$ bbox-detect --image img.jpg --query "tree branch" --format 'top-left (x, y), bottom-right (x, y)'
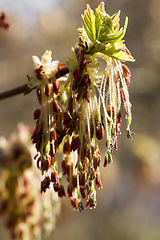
top-left (0, 65), bottom-right (69, 100)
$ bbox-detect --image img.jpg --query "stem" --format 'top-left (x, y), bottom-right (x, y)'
top-left (0, 65), bottom-right (69, 100)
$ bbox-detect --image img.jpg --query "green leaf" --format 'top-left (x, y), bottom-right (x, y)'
top-left (99, 11), bottom-right (114, 35)
top-left (95, 8), bottom-right (103, 39)
top-left (81, 4), bottom-right (96, 42)
top-left (111, 50), bottom-right (135, 62)
top-left (98, 17), bottom-right (128, 44)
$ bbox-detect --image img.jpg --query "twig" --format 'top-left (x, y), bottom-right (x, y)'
top-left (0, 66), bottom-right (69, 100)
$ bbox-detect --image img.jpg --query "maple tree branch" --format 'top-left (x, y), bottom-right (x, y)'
top-left (0, 65), bottom-right (69, 100)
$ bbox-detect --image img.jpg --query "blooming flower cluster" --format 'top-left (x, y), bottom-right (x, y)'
top-left (26, 2), bottom-right (135, 211)
top-left (0, 123), bottom-right (61, 240)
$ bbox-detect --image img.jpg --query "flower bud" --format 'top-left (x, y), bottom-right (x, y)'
top-left (79, 172), bottom-right (85, 187)
top-left (96, 125), bottom-right (104, 140)
top-left (52, 100), bottom-right (62, 113)
top-left (70, 136), bottom-right (80, 151)
top-left (34, 109), bottom-right (41, 120)
top-left (58, 185), bottom-right (66, 197)
top-left (53, 80), bottom-right (60, 95)
top-left (41, 176), bottom-right (50, 193)
top-left (104, 155), bottom-right (108, 168)
top-left (120, 88), bottom-right (126, 103)
top-left (45, 84), bottom-right (51, 96)
top-left (96, 173), bottom-right (103, 189)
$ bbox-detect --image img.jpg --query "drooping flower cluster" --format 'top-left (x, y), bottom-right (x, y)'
top-left (0, 123), bottom-right (61, 240)
top-left (26, 2), bottom-right (135, 211)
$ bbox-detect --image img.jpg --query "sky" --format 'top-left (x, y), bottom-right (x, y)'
top-left (0, 0), bottom-right (59, 24)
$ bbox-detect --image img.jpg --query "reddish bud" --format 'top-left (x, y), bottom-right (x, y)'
top-left (73, 69), bottom-right (82, 84)
top-left (125, 76), bottom-right (130, 86)
top-left (80, 186), bottom-right (86, 199)
top-left (50, 128), bottom-right (57, 141)
top-left (58, 185), bottom-right (66, 197)
top-left (82, 88), bottom-right (89, 101)
top-left (93, 154), bottom-right (100, 172)
top-left (52, 100), bottom-right (62, 113)
top-left (120, 88), bottom-right (126, 103)
top-left (121, 64), bottom-right (131, 78)
top-left (96, 125), bottom-right (104, 140)
top-left (34, 109), bottom-right (41, 120)
top-left (63, 111), bottom-right (71, 127)
top-left (117, 110), bottom-right (122, 124)
top-left (63, 139), bottom-right (71, 154)
top-left (51, 169), bottom-right (59, 183)
top-left (96, 173), bottom-right (103, 189)
top-left (41, 176), bottom-right (50, 193)
top-left (53, 180), bottom-right (60, 192)
top-left (41, 156), bottom-right (50, 171)
top-left (67, 183), bottom-right (74, 197)
top-left (86, 199), bottom-right (96, 209)
top-left (71, 174), bottom-right (77, 188)
top-left (80, 59), bottom-right (86, 71)
top-left (115, 138), bottom-right (118, 150)
top-left (104, 155), bottom-right (108, 168)
top-left (70, 136), bottom-right (80, 151)
top-left (79, 172), bottom-right (85, 187)
top-left (35, 65), bottom-right (44, 80)
top-left (45, 84), bottom-right (51, 96)
top-left (70, 197), bottom-right (78, 210)
top-left (53, 80), bottom-right (60, 95)
top-left (37, 89), bottom-right (42, 104)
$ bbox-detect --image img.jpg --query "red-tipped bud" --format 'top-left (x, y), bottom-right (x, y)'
top-left (34, 109), bottom-right (41, 120)
top-left (41, 176), bottom-right (50, 193)
top-left (117, 110), bottom-right (122, 124)
top-left (53, 180), bottom-right (60, 192)
top-left (53, 80), bottom-right (60, 95)
top-left (52, 100), bottom-right (62, 113)
top-left (63, 139), bottom-right (71, 155)
top-left (70, 136), bottom-right (80, 151)
top-left (71, 174), bottom-right (77, 188)
top-left (96, 125), bottom-right (104, 140)
top-left (93, 154), bottom-right (100, 172)
top-left (50, 128), bottom-right (57, 141)
top-left (79, 172), bottom-right (85, 187)
top-left (37, 89), bottom-right (42, 104)
top-left (73, 69), bottom-right (82, 84)
top-left (45, 84), bottom-right (51, 96)
top-left (58, 185), bottom-right (66, 197)
top-left (41, 156), bottom-right (50, 171)
top-left (121, 64), bottom-right (131, 78)
top-left (96, 173), bottom-right (103, 189)
top-left (104, 155), bottom-right (108, 168)
top-left (51, 169), bottom-right (59, 183)
top-left (70, 197), bottom-right (78, 210)
top-left (63, 111), bottom-right (71, 127)
top-left (120, 88), bottom-right (126, 103)
top-left (80, 186), bottom-right (86, 199)
top-left (82, 88), bottom-right (89, 101)
top-left (67, 183), bottom-right (74, 197)
top-left (80, 59), bottom-right (86, 71)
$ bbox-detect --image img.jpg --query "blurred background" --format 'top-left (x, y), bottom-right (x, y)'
top-left (0, 0), bottom-right (160, 239)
